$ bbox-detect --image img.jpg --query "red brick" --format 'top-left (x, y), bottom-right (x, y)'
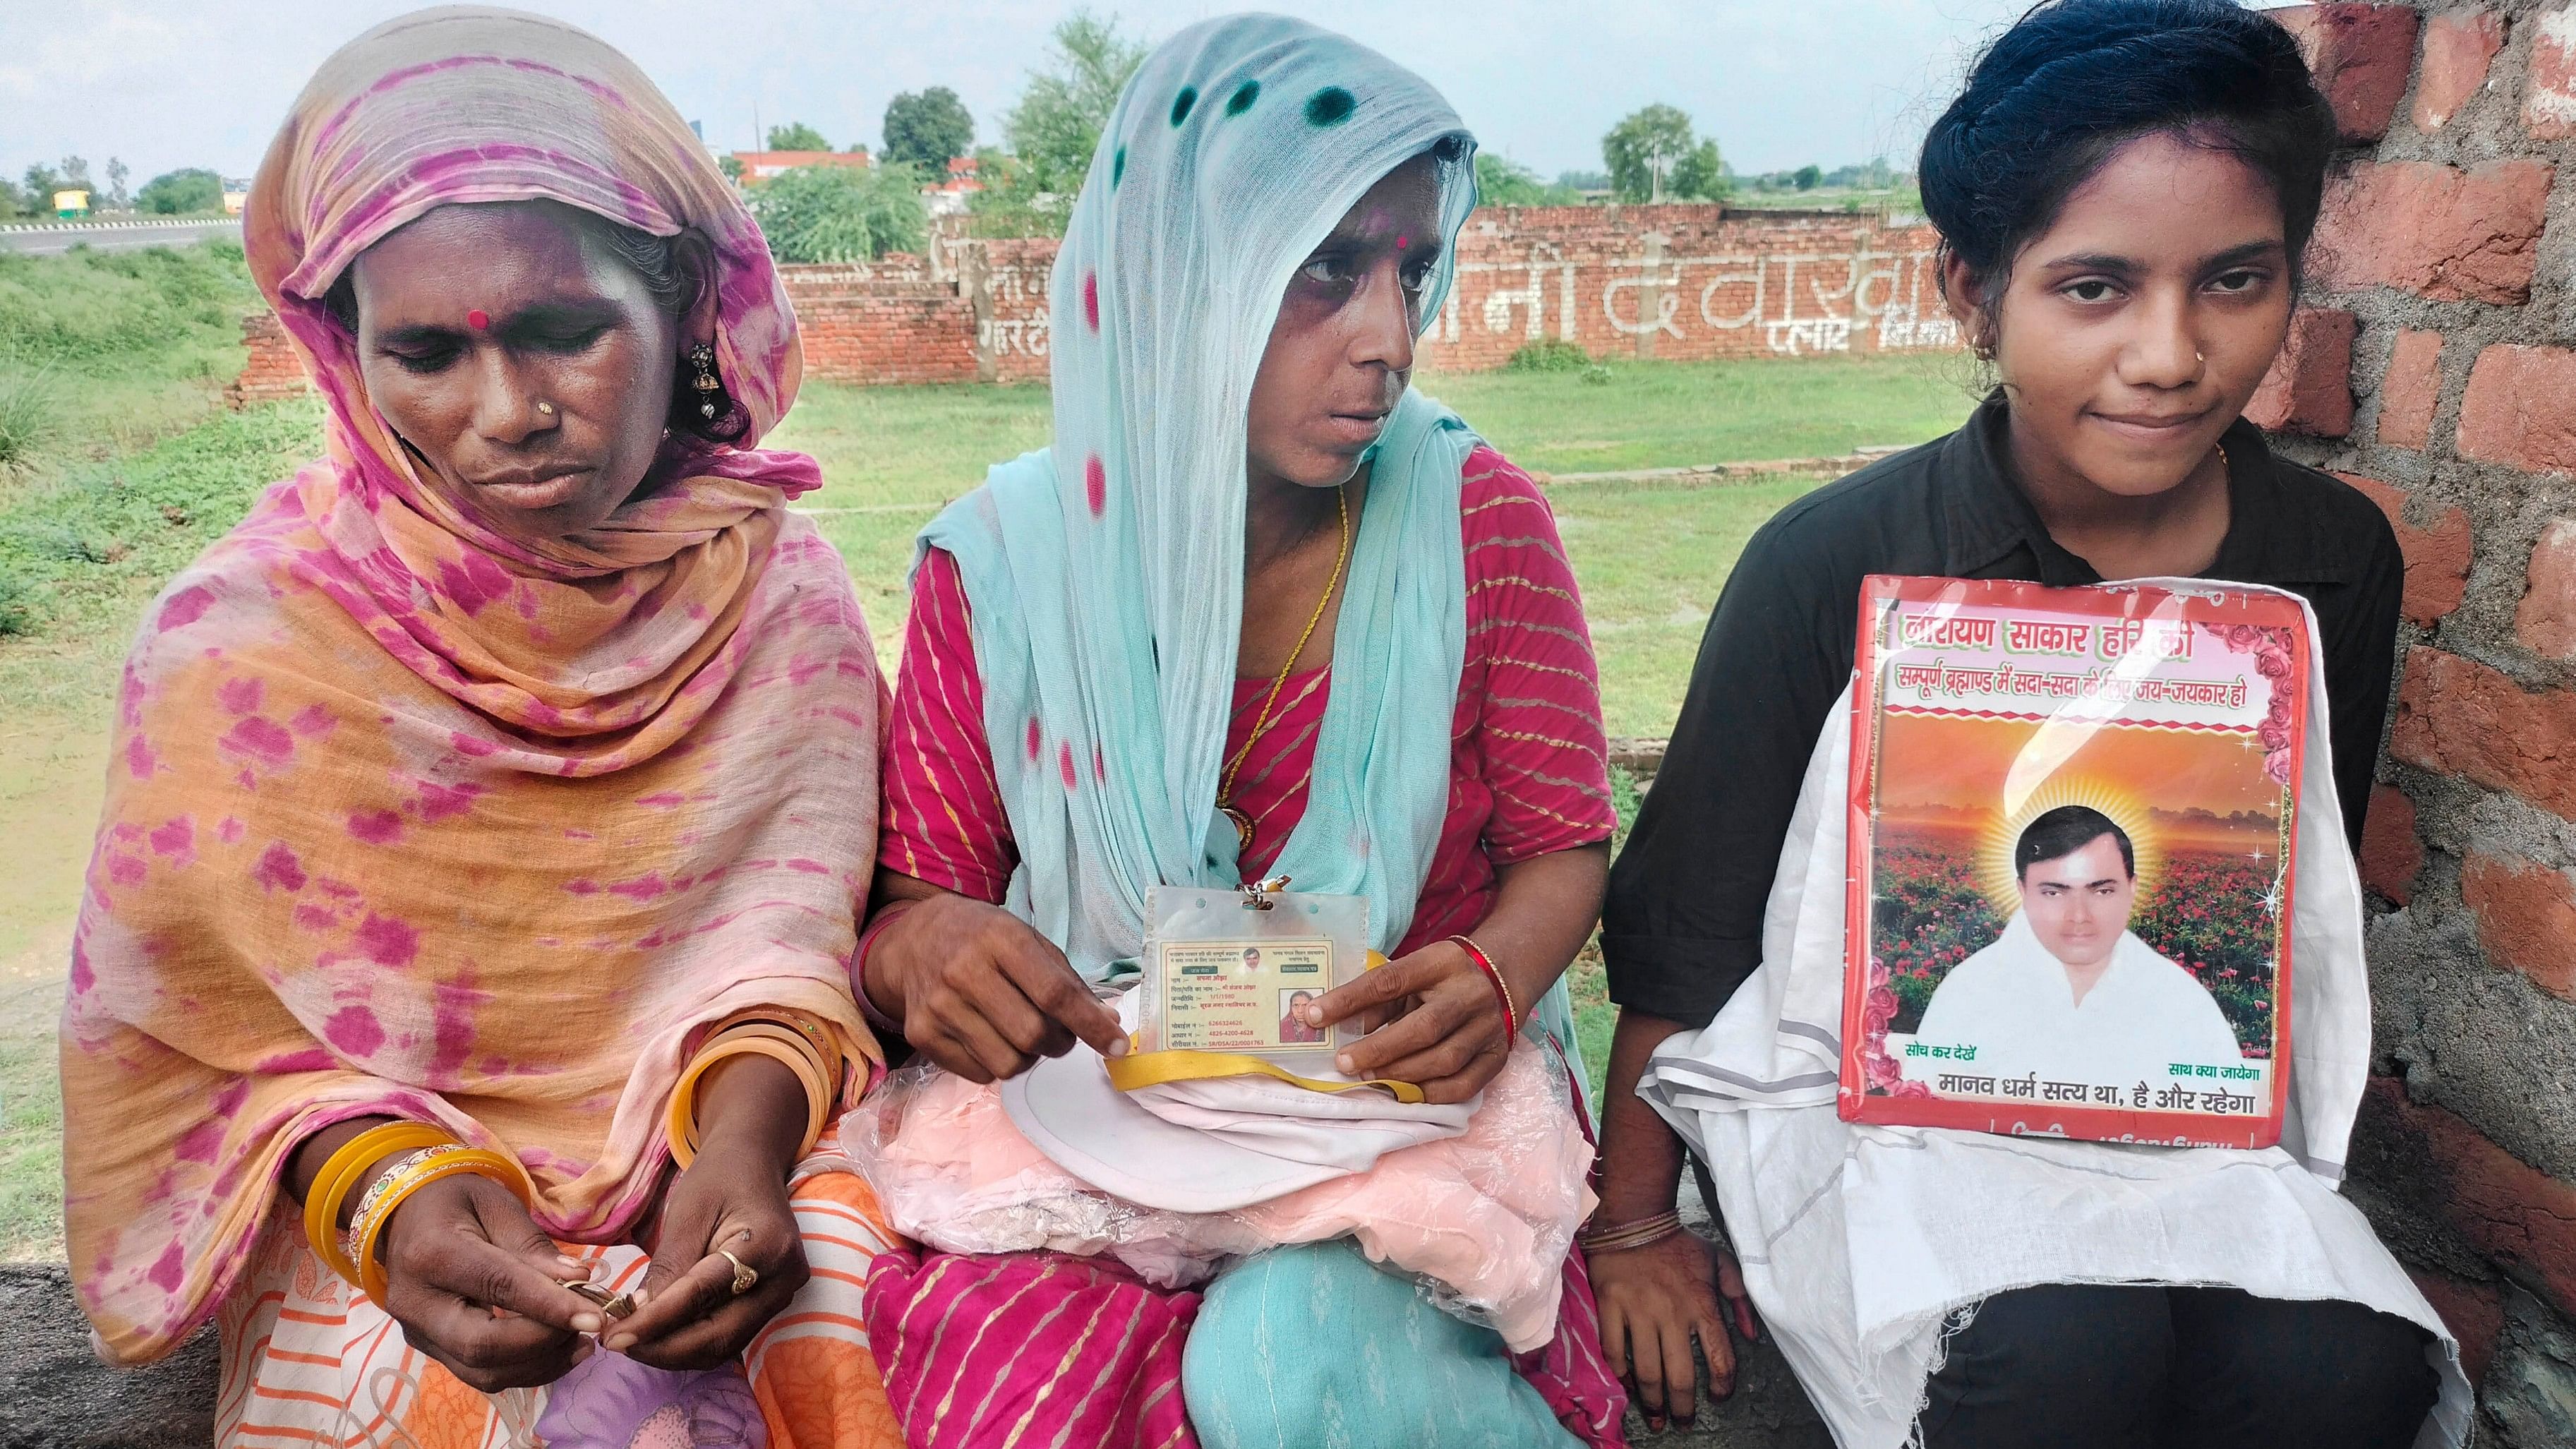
top-left (2361, 1077), bottom-right (2576, 1318)
top-left (2273, 4), bottom-right (2423, 142)
top-left (2337, 473), bottom-right (2472, 624)
top-left (2359, 783), bottom-right (2424, 905)
top-left (2390, 649), bottom-right (2576, 821)
top-left (2246, 308), bottom-right (2355, 438)
top-left (2376, 330), bottom-right (2443, 450)
top-left (2529, 5), bottom-right (2576, 140)
top-left (2518, 519), bottom-right (2576, 658)
top-left (2457, 345), bottom-right (2576, 475)
top-left (2462, 850), bottom-right (2576, 1000)
top-left (2405, 1267), bottom-right (2504, 1387)
top-left (2313, 160), bottom-right (2556, 304)
top-left (2414, 8), bottom-right (2507, 131)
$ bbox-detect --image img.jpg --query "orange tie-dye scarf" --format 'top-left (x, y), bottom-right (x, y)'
top-left (61, 5), bottom-right (882, 1364)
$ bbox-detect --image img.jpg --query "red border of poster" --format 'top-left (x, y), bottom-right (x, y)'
top-left (1836, 575), bottom-right (2307, 1148)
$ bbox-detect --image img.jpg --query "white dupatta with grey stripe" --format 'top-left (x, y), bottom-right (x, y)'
top-left (1635, 582), bottom-right (2469, 1449)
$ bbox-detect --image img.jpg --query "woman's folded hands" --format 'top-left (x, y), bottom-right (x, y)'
top-left (600, 1051), bottom-right (812, 1369)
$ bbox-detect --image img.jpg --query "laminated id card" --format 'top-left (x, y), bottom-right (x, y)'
top-left (1124, 880), bottom-right (1380, 1090)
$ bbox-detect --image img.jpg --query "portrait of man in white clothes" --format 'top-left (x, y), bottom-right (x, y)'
top-left (1914, 805), bottom-right (2244, 1086)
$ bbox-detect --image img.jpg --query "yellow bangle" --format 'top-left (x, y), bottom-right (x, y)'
top-left (348, 1146), bottom-right (531, 1305)
top-left (301, 1122), bottom-right (455, 1285)
top-left (689, 1021), bottom-right (834, 1127)
top-left (666, 1027), bottom-right (833, 1169)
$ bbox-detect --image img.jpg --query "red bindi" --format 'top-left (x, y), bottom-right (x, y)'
top-left (1396, 234), bottom-right (1409, 250)
top-left (466, 308), bottom-right (490, 330)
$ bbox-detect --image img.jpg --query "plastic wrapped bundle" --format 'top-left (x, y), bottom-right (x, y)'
top-left (841, 1036), bottom-right (1594, 1351)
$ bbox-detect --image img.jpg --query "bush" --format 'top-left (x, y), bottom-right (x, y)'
top-left (0, 371), bottom-right (55, 471)
top-left (1506, 337), bottom-right (1596, 373)
top-left (0, 573), bottom-right (31, 636)
top-left (749, 163), bottom-right (929, 264)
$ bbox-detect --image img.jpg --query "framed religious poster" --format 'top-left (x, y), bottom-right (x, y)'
top-left (1836, 576), bottom-right (2309, 1148)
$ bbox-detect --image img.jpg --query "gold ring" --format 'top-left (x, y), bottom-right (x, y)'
top-left (718, 1249), bottom-right (757, 1297)
top-left (569, 1280), bottom-right (636, 1320)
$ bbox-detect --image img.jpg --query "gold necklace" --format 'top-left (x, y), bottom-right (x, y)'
top-left (1219, 484), bottom-right (1349, 853)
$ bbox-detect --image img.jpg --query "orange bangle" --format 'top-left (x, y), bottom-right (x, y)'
top-left (301, 1122), bottom-right (455, 1285)
top-left (666, 1027), bottom-right (832, 1168)
top-left (347, 1146), bottom-right (531, 1304)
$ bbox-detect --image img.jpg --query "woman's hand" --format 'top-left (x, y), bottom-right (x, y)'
top-left (1301, 938), bottom-right (1524, 1103)
top-left (373, 1172), bottom-right (607, 1391)
top-left (1589, 1230), bottom-right (1762, 1432)
top-left (606, 1054), bottom-right (811, 1369)
top-left (862, 882), bottom-right (1126, 1082)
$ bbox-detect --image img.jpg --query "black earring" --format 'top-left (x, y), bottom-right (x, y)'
top-left (690, 342), bottom-right (724, 421)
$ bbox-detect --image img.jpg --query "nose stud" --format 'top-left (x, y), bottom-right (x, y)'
top-left (535, 400), bottom-right (556, 417)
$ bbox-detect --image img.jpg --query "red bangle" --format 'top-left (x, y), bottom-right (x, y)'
top-left (850, 905), bottom-right (910, 1038)
top-left (1446, 934), bottom-right (1517, 1048)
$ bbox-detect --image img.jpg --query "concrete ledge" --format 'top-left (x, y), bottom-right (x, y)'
top-left (0, 1266), bottom-right (216, 1449)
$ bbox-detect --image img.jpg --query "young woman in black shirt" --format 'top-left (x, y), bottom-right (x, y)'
top-left (1588, 3), bottom-right (2445, 1444)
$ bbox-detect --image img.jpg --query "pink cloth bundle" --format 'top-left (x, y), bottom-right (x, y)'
top-left (841, 1038), bottom-right (1596, 1351)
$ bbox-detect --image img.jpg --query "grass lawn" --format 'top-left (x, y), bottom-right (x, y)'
top-left (0, 247), bottom-right (1974, 1251)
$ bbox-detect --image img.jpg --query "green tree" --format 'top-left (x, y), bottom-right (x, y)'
top-left (765, 121), bottom-right (832, 152)
top-left (136, 167), bottom-right (224, 215)
top-left (22, 165), bottom-right (61, 209)
top-left (1672, 140), bottom-right (1728, 200)
top-left (974, 10), bottom-right (1148, 236)
top-left (1601, 105), bottom-right (1723, 203)
top-left (1794, 164), bottom-right (1822, 191)
top-left (104, 157), bottom-right (131, 210)
top-left (748, 162), bottom-right (928, 263)
top-left (1473, 153), bottom-right (1577, 208)
top-left (883, 87), bottom-right (974, 174)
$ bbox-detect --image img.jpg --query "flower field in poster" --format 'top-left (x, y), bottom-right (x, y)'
top-left (1838, 577), bottom-right (2309, 1148)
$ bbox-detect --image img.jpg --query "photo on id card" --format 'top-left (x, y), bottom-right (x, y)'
top-left (1837, 576), bottom-right (2306, 1148)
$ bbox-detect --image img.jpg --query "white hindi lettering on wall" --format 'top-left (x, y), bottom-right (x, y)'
top-left (1440, 237), bottom-right (1958, 355)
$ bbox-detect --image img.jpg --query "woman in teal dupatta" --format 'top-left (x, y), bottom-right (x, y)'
top-left (859, 15), bottom-right (1627, 1446)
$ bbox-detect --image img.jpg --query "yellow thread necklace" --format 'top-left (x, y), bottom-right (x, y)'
top-left (1219, 483), bottom-right (1349, 854)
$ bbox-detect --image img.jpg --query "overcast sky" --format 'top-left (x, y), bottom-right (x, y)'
top-left (3, 1), bottom-right (2045, 189)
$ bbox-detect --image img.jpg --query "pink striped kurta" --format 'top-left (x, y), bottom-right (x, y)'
top-left (868, 446), bottom-right (1629, 1448)
top-left (881, 445), bottom-right (1617, 940)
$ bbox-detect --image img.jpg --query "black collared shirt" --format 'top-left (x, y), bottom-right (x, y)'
top-left (1601, 395), bottom-right (2405, 1028)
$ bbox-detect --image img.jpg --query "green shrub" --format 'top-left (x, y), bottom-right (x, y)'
top-left (0, 573), bottom-right (32, 636)
top-left (0, 370), bottom-right (55, 470)
top-left (1505, 337), bottom-right (1595, 373)
top-left (749, 163), bottom-right (930, 264)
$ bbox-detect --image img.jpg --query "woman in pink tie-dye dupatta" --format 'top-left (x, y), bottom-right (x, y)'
top-left (60, 8), bottom-right (905, 1445)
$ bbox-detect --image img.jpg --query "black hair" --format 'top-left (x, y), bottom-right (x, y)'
top-left (1918, 0), bottom-right (2337, 339)
top-left (2016, 805), bottom-right (2136, 879)
top-left (320, 201), bottom-right (743, 444)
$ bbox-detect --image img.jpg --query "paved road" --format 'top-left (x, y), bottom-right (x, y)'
top-left (0, 217), bottom-right (241, 255)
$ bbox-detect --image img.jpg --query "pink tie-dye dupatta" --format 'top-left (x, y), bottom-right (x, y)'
top-left (61, 5), bottom-right (885, 1364)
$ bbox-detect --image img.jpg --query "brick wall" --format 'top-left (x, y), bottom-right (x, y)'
top-left (1416, 205), bottom-right (1951, 370)
top-left (228, 207), bottom-right (1957, 403)
top-left (2260, 6), bottom-right (2576, 1440)
top-left (223, 310), bottom-right (308, 407)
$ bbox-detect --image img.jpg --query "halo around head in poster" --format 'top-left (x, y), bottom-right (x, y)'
top-left (1975, 776), bottom-right (2164, 918)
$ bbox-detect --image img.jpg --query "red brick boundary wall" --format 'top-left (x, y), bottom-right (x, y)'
top-left (2261, 6), bottom-right (2576, 1438)
top-left (227, 207), bottom-right (1956, 402)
